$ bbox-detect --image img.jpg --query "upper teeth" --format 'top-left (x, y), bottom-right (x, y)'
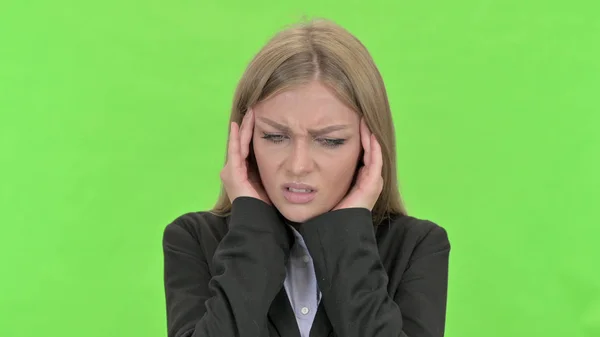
top-left (289, 187), bottom-right (311, 193)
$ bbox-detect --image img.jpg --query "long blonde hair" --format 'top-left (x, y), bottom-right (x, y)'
top-left (210, 18), bottom-right (407, 225)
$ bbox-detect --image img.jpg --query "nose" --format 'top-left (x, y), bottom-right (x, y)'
top-left (285, 140), bottom-right (314, 177)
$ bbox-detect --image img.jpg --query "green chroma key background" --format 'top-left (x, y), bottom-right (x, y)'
top-left (1, 1), bottom-right (598, 336)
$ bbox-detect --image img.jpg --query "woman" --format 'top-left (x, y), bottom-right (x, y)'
top-left (163, 18), bottom-right (450, 337)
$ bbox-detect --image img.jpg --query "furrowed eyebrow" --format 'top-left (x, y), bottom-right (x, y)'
top-left (309, 124), bottom-right (348, 136)
top-left (257, 117), bottom-right (349, 136)
top-left (257, 117), bottom-right (291, 133)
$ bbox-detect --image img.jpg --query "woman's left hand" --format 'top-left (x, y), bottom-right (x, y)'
top-left (332, 118), bottom-right (384, 212)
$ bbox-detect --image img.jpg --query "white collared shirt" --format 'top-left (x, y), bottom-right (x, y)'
top-left (283, 226), bottom-right (322, 337)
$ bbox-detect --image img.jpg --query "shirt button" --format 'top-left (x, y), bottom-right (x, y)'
top-left (302, 255), bottom-right (310, 263)
top-left (300, 307), bottom-right (309, 315)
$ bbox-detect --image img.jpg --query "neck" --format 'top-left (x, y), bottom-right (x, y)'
top-left (284, 218), bottom-right (302, 231)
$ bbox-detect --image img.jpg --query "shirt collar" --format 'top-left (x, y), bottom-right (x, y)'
top-left (287, 224), bottom-right (308, 251)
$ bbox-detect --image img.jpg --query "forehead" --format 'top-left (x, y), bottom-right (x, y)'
top-left (254, 82), bottom-right (358, 125)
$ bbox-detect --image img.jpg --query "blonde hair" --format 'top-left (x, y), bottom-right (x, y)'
top-left (210, 17), bottom-right (407, 225)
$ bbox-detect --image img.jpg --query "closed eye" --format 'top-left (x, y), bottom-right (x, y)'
top-left (318, 138), bottom-right (346, 148)
top-left (261, 133), bottom-right (287, 144)
top-left (261, 133), bottom-right (346, 148)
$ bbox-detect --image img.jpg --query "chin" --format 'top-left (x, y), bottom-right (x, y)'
top-left (275, 203), bottom-right (324, 223)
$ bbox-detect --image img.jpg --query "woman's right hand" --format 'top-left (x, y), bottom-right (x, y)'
top-left (220, 108), bottom-right (271, 205)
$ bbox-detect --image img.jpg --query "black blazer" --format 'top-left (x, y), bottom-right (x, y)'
top-left (162, 197), bottom-right (450, 337)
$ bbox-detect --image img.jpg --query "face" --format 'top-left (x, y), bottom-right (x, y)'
top-left (252, 81), bottom-right (362, 223)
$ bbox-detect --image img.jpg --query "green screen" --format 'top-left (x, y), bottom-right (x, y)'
top-left (1, 1), bottom-right (599, 336)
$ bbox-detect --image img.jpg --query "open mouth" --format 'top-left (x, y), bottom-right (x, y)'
top-left (286, 187), bottom-right (313, 193)
top-left (282, 184), bottom-right (317, 204)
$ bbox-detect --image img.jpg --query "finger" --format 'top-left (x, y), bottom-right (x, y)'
top-left (237, 110), bottom-right (247, 144)
top-left (228, 121), bottom-right (241, 167)
top-left (360, 118), bottom-right (371, 166)
top-left (369, 133), bottom-right (383, 179)
top-left (240, 109), bottom-right (255, 160)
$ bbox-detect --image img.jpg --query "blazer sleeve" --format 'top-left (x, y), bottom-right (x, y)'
top-left (162, 197), bottom-right (291, 337)
top-left (299, 208), bottom-right (450, 337)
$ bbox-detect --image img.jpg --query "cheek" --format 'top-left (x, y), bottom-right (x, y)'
top-left (253, 141), bottom-right (268, 169)
top-left (252, 140), bottom-right (279, 185)
top-left (319, 145), bottom-right (361, 182)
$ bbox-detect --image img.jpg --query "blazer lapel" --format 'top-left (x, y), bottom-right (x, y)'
top-left (310, 301), bottom-right (333, 337)
top-left (268, 286), bottom-right (301, 337)
top-left (267, 286), bottom-right (333, 337)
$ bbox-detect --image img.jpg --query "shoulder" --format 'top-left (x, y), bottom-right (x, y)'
top-left (162, 211), bottom-right (229, 252)
top-left (376, 214), bottom-right (451, 260)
